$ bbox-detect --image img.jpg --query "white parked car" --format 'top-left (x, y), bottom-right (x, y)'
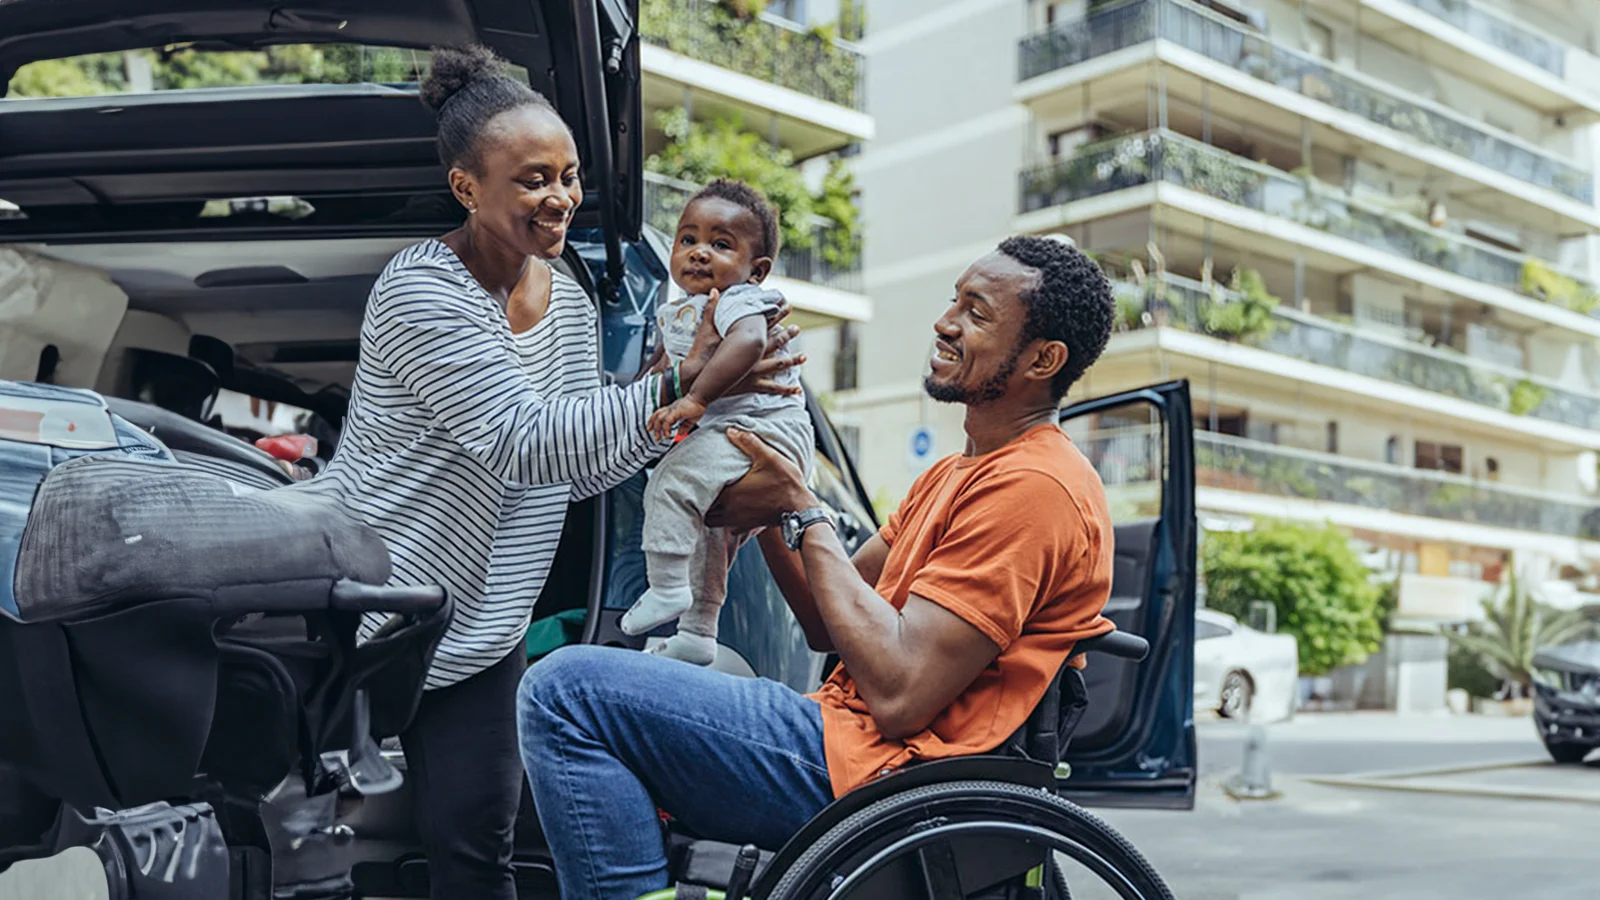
top-left (1194, 608), bottom-right (1299, 722)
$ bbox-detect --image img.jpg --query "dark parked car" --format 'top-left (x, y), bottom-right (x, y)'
top-left (0, 1), bottom-right (1198, 896)
top-left (1533, 641), bottom-right (1600, 764)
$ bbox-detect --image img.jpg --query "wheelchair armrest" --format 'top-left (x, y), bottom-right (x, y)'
top-left (1074, 630), bottom-right (1148, 661)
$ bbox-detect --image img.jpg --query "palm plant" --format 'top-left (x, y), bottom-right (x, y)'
top-left (1446, 569), bottom-right (1593, 697)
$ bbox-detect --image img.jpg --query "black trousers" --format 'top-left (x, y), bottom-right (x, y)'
top-left (401, 648), bottom-right (527, 900)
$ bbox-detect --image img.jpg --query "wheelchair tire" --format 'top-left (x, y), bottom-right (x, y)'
top-left (762, 780), bottom-right (1172, 900)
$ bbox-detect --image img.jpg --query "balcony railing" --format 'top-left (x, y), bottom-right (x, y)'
top-left (1117, 274), bottom-right (1600, 430)
top-left (1021, 129), bottom-right (1600, 316)
top-left (1016, 0), bottom-right (1593, 203)
top-left (1398, 0), bottom-right (1565, 76)
top-left (640, 0), bottom-right (865, 110)
top-left (1193, 432), bottom-right (1600, 540)
top-left (644, 171), bottom-right (864, 294)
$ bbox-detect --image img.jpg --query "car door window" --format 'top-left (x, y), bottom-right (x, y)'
top-left (1057, 381), bottom-right (1197, 810)
top-left (1196, 620), bottom-right (1231, 641)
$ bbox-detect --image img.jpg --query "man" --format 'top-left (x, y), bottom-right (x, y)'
top-left (517, 235), bottom-right (1118, 900)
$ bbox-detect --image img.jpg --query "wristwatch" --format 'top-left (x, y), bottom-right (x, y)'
top-left (781, 507), bottom-right (836, 551)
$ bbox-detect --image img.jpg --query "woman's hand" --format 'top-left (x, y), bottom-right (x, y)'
top-left (704, 428), bottom-right (817, 531)
top-left (680, 292), bottom-right (804, 399)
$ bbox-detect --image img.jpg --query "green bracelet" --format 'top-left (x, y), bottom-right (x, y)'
top-left (671, 362), bottom-right (683, 402)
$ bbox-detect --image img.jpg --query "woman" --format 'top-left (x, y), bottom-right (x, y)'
top-left (298, 45), bottom-right (801, 899)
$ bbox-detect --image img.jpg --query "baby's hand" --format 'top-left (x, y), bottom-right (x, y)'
top-left (649, 396), bottom-right (707, 441)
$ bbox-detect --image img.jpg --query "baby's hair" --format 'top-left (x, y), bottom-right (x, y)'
top-left (686, 179), bottom-right (781, 260)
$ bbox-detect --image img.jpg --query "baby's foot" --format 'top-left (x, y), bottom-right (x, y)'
top-left (620, 586), bottom-right (694, 635)
top-left (648, 632), bottom-right (717, 666)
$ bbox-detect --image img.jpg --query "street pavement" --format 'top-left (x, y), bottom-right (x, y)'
top-left (6, 712), bottom-right (1596, 899)
top-left (1075, 712), bottom-right (1599, 900)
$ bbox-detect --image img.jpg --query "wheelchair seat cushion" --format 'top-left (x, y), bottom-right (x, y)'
top-left (13, 454), bottom-right (389, 622)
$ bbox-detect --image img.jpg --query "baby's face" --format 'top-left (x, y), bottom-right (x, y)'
top-left (670, 197), bottom-right (770, 297)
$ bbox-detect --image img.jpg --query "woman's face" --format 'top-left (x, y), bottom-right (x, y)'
top-left (450, 105), bottom-right (582, 260)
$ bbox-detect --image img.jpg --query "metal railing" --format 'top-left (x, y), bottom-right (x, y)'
top-left (1191, 431), bottom-right (1600, 540)
top-left (1016, 0), bottom-right (1593, 202)
top-left (1118, 273), bottom-right (1600, 430)
top-left (640, 0), bottom-right (865, 110)
top-left (1021, 129), bottom-right (1598, 313)
top-left (1398, 0), bottom-right (1565, 76)
top-left (643, 171), bottom-right (864, 294)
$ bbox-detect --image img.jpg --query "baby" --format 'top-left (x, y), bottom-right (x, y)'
top-left (619, 179), bottom-right (813, 664)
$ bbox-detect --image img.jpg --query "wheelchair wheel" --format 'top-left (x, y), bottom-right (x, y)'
top-left (762, 781), bottom-right (1172, 900)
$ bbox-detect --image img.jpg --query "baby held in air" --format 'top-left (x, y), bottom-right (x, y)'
top-left (619, 179), bottom-right (812, 665)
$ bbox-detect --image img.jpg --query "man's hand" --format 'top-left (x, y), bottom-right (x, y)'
top-left (705, 427), bottom-right (814, 529)
top-left (648, 395), bottom-right (707, 441)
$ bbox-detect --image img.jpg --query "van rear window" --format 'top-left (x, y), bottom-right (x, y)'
top-left (7, 45), bottom-right (527, 99)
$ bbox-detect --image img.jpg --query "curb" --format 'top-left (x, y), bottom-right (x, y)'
top-left (1305, 774), bottom-right (1600, 806)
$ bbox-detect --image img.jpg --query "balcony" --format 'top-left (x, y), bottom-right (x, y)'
top-left (1020, 129), bottom-right (1600, 318)
top-left (1116, 274), bottom-right (1600, 432)
top-left (1016, 0), bottom-right (1593, 203)
top-left (640, 0), bottom-right (865, 111)
top-left (1395, 0), bottom-right (1564, 76)
top-left (1193, 432), bottom-right (1600, 541)
top-left (643, 171), bottom-right (866, 312)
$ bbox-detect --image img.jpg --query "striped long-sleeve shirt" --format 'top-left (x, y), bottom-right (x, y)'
top-left (295, 239), bottom-right (668, 689)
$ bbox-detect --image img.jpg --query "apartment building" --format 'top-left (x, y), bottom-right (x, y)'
top-left (637, 0), bottom-right (875, 338)
top-left (849, 0), bottom-right (1600, 618)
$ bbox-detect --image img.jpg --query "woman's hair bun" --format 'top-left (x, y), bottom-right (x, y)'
top-left (420, 44), bottom-right (507, 114)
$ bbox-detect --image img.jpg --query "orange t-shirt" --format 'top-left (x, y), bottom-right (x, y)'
top-left (808, 424), bottom-right (1115, 797)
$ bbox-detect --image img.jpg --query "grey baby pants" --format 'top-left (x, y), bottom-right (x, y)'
top-left (641, 408), bottom-right (814, 644)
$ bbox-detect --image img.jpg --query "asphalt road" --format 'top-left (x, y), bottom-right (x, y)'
top-left (1077, 713), bottom-right (1599, 900)
top-left (6, 713), bottom-right (1596, 900)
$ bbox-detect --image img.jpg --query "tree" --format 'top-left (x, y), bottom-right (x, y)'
top-left (1202, 519), bottom-right (1385, 676)
top-left (1446, 569), bottom-right (1593, 696)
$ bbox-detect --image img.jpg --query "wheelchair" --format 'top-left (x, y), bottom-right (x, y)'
top-left (0, 424), bottom-right (452, 900)
top-left (651, 630), bottom-right (1175, 900)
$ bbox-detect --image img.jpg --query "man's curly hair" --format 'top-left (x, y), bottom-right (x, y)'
top-left (996, 235), bottom-right (1114, 400)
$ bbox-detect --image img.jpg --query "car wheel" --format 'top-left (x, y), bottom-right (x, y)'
top-left (1543, 740), bottom-right (1592, 764)
top-left (1218, 670), bottom-right (1253, 719)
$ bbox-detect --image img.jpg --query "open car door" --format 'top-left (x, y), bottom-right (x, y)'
top-left (1058, 379), bottom-right (1197, 811)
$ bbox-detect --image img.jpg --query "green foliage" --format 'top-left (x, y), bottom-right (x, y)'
top-left (1161, 138), bottom-right (1264, 204)
top-left (837, 0), bottom-right (868, 41)
top-left (1114, 289), bottom-right (1146, 331)
top-left (1447, 641), bottom-right (1504, 700)
top-left (1202, 519), bottom-right (1385, 676)
top-left (814, 159), bottom-right (862, 270)
top-left (1508, 378), bottom-right (1549, 416)
top-left (647, 110), bottom-right (862, 269)
top-left (9, 45), bottom-right (429, 98)
top-left (1446, 570), bottom-right (1593, 691)
top-left (1200, 268), bottom-right (1280, 342)
top-left (639, 0), bottom-right (862, 108)
top-left (1520, 259), bottom-right (1600, 315)
top-left (648, 109), bottom-right (816, 251)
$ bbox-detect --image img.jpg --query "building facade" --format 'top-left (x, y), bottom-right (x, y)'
top-left (849, 0), bottom-right (1600, 617)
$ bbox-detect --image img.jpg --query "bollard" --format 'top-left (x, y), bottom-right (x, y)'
top-left (1224, 721), bottom-right (1280, 800)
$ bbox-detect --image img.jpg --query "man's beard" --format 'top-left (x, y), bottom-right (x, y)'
top-left (923, 351), bottom-right (1019, 406)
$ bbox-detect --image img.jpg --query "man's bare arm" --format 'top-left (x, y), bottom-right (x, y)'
top-left (754, 531), bottom-right (892, 652)
top-left (796, 525), bottom-right (999, 739)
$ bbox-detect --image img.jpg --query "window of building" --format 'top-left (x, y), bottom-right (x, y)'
top-left (1326, 421), bottom-right (1338, 454)
top-left (1415, 440), bottom-right (1464, 474)
top-left (767, 0), bottom-right (807, 24)
top-left (833, 322), bottom-right (859, 392)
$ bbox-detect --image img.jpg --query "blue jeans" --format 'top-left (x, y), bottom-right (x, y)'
top-left (517, 645), bottom-right (834, 900)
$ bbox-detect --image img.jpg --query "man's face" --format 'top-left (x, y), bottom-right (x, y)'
top-left (924, 252), bottom-right (1039, 406)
